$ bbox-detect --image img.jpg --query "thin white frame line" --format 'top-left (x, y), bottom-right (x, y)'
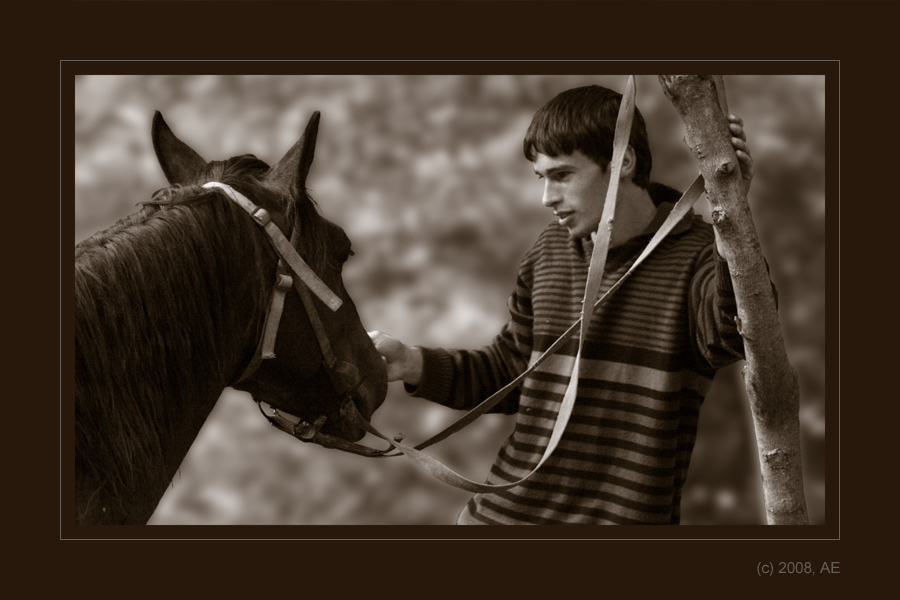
top-left (60, 61), bottom-right (64, 543)
top-left (63, 65), bottom-right (836, 541)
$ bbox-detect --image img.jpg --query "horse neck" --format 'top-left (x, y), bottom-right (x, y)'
top-left (75, 201), bottom-right (273, 524)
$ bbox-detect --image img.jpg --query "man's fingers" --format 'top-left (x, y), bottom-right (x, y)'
top-left (727, 115), bottom-right (752, 193)
top-left (735, 150), bottom-right (754, 177)
top-left (368, 331), bottom-right (389, 355)
top-left (368, 330), bottom-right (403, 361)
top-left (731, 137), bottom-right (750, 155)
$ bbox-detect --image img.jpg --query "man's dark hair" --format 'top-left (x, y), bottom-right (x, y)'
top-left (524, 85), bottom-right (652, 189)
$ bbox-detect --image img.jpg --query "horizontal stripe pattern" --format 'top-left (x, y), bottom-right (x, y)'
top-left (414, 194), bottom-right (746, 525)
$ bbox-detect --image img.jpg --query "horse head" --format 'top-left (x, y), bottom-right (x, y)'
top-left (152, 111), bottom-right (388, 443)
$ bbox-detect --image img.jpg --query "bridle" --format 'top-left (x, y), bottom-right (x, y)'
top-left (202, 181), bottom-right (373, 449)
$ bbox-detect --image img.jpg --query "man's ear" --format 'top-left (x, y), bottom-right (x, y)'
top-left (619, 145), bottom-right (637, 181)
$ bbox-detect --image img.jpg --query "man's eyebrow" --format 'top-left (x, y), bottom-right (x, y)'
top-left (534, 163), bottom-right (578, 176)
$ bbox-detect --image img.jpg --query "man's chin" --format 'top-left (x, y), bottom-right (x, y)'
top-left (566, 226), bottom-right (591, 240)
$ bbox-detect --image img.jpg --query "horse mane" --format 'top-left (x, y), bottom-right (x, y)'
top-left (74, 155), bottom-right (329, 519)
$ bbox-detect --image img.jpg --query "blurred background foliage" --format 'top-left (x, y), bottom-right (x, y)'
top-left (74, 74), bottom-right (826, 526)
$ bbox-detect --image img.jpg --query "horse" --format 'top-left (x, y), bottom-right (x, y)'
top-left (74, 111), bottom-right (388, 525)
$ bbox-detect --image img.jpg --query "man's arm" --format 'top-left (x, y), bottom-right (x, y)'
top-left (369, 264), bottom-right (536, 414)
top-left (692, 114), bottom-right (779, 370)
top-left (368, 328), bottom-right (528, 415)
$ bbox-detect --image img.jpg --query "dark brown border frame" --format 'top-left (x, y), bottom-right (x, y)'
top-left (3, 1), bottom-right (896, 599)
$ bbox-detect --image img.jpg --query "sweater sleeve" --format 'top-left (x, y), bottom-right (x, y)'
top-left (689, 244), bottom-right (745, 372)
top-left (404, 265), bottom-right (536, 415)
top-left (688, 243), bottom-right (779, 373)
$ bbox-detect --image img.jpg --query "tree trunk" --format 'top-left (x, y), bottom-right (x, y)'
top-left (658, 75), bottom-right (808, 525)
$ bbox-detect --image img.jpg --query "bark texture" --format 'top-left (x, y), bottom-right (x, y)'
top-left (659, 75), bottom-right (808, 525)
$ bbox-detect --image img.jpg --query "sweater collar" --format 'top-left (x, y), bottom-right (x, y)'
top-left (571, 182), bottom-right (695, 262)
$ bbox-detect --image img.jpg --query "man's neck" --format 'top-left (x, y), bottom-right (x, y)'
top-left (608, 183), bottom-right (657, 248)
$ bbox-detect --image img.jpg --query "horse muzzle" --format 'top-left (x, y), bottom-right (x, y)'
top-left (259, 393), bottom-right (376, 449)
top-left (259, 356), bottom-right (386, 444)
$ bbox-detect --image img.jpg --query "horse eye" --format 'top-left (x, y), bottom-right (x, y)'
top-left (333, 247), bottom-right (353, 267)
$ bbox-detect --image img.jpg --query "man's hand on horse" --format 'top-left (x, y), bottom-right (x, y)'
top-left (368, 331), bottom-right (423, 386)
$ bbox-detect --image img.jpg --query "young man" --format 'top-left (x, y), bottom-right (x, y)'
top-left (369, 85), bottom-right (755, 525)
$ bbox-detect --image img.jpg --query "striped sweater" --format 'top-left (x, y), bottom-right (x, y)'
top-left (411, 184), bottom-right (747, 525)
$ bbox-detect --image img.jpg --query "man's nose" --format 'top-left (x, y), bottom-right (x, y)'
top-left (541, 181), bottom-right (560, 208)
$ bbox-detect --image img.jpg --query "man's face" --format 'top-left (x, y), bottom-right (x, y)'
top-left (533, 150), bottom-right (610, 240)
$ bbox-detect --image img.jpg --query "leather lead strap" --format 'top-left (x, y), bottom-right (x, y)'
top-left (241, 78), bottom-right (718, 494)
top-left (362, 77), bottom-right (647, 493)
top-left (371, 172), bottom-right (706, 459)
top-left (351, 81), bottom-right (713, 497)
top-left (273, 170), bottom-right (706, 464)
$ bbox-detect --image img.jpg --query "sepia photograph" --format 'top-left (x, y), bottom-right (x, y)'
top-left (73, 73), bottom-right (826, 529)
top-left (0, 0), bottom-right (883, 597)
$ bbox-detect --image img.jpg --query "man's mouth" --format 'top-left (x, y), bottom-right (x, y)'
top-left (555, 210), bottom-right (574, 226)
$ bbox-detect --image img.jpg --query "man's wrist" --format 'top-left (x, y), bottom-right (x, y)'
top-left (403, 346), bottom-right (424, 387)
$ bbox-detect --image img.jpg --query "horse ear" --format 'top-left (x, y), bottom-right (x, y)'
top-left (151, 111), bottom-right (207, 185)
top-left (267, 111), bottom-right (320, 193)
